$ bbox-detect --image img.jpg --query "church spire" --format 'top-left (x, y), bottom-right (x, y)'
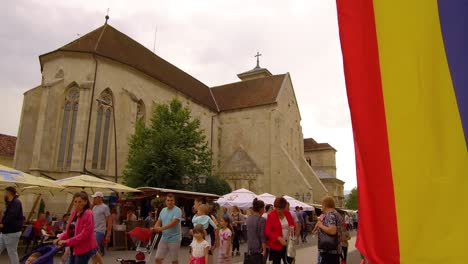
top-left (237, 51), bottom-right (272, 81)
top-left (105, 8), bottom-right (110, 24)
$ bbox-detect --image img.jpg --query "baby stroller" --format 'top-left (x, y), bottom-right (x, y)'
top-left (20, 245), bottom-right (60, 264)
top-left (116, 227), bottom-right (159, 264)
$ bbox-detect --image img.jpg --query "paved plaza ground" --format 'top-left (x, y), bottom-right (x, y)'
top-left (2, 231), bottom-right (362, 263)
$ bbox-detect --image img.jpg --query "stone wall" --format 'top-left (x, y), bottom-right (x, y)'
top-left (14, 52), bottom-right (216, 181)
top-left (215, 105), bottom-right (273, 193)
top-left (215, 74), bottom-right (328, 203)
top-left (0, 156), bottom-right (13, 167)
top-left (14, 86), bottom-right (42, 172)
top-left (304, 149), bottom-right (337, 177)
top-left (321, 179), bottom-right (345, 207)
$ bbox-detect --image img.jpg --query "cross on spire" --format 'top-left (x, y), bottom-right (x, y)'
top-left (254, 51), bottom-right (262, 68)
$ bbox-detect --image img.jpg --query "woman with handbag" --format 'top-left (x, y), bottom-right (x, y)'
top-left (264, 197), bottom-right (295, 264)
top-left (244, 198), bottom-right (267, 264)
top-left (316, 197), bottom-right (343, 264)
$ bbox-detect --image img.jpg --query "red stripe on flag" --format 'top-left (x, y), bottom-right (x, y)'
top-left (336, 0), bottom-right (400, 263)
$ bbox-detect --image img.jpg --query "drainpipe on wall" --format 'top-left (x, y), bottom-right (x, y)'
top-left (82, 54), bottom-right (98, 176)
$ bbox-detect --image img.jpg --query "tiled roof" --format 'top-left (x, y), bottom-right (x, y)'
top-left (315, 170), bottom-right (344, 184)
top-left (39, 24), bottom-right (218, 111)
top-left (304, 138), bottom-right (336, 152)
top-left (211, 74), bottom-right (286, 111)
top-left (0, 134), bottom-right (17, 157)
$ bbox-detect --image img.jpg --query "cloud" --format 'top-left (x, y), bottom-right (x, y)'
top-left (0, 0), bottom-right (357, 189)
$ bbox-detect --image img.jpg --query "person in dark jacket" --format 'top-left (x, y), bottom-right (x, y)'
top-left (0, 186), bottom-right (24, 263)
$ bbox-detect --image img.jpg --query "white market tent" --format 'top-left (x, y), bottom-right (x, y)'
top-left (283, 195), bottom-right (315, 211)
top-left (256, 193), bottom-right (276, 205)
top-left (215, 188), bottom-right (257, 209)
top-left (217, 190), bottom-right (314, 211)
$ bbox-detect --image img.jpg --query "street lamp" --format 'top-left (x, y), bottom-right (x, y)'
top-left (198, 174), bottom-right (207, 185)
top-left (182, 175), bottom-right (190, 185)
top-left (182, 175), bottom-right (207, 190)
top-left (96, 98), bottom-right (118, 183)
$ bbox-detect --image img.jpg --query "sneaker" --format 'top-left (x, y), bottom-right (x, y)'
top-left (232, 252), bottom-right (235, 257)
top-left (236, 251), bottom-right (240, 256)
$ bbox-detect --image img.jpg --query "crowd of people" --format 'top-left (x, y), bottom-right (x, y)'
top-left (151, 193), bottom-right (351, 264)
top-left (0, 186), bottom-right (355, 264)
top-left (0, 187), bottom-right (117, 264)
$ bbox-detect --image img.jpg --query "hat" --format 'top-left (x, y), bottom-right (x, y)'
top-left (92, 192), bottom-right (104, 198)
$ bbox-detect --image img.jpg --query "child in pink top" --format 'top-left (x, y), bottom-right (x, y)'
top-left (218, 216), bottom-right (232, 264)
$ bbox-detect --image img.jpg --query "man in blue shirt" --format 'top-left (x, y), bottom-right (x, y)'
top-left (153, 193), bottom-right (182, 264)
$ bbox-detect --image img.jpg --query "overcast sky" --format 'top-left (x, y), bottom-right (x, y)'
top-left (0, 0), bottom-right (357, 190)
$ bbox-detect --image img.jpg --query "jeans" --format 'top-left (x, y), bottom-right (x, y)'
top-left (69, 247), bottom-right (98, 264)
top-left (0, 231), bottom-right (21, 264)
top-left (342, 246), bottom-right (348, 262)
top-left (232, 228), bottom-right (241, 253)
top-left (95, 231), bottom-right (105, 255)
top-left (269, 246), bottom-right (294, 264)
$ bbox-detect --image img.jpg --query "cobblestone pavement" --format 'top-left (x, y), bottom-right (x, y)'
top-left (2, 231), bottom-right (363, 263)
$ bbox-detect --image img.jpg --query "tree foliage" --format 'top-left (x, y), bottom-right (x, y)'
top-left (345, 187), bottom-right (358, 210)
top-left (124, 98), bottom-right (230, 193)
top-left (197, 176), bottom-right (232, 195)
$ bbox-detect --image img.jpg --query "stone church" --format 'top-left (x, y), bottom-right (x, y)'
top-left (13, 23), bottom-right (344, 204)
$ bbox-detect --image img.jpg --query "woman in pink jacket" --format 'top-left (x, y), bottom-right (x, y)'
top-left (54, 191), bottom-right (98, 264)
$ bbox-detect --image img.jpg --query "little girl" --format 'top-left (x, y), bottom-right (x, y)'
top-left (218, 216), bottom-right (232, 264)
top-left (189, 224), bottom-right (210, 264)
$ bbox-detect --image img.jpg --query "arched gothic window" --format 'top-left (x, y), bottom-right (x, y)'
top-left (136, 100), bottom-right (146, 125)
top-left (92, 90), bottom-right (113, 170)
top-left (57, 87), bottom-right (80, 168)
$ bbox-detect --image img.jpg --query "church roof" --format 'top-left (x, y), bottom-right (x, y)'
top-left (304, 138), bottom-right (336, 152)
top-left (315, 170), bottom-right (335, 179)
top-left (0, 134), bottom-right (17, 157)
top-left (39, 24), bottom-right (219, 111)
top-left (211, 74), bottom-right (287, 111)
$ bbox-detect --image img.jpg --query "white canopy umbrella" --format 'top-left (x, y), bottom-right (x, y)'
top-left (0, 165), bottom-right (64, 189)
top-left (284, 195), bottom-right (315, 211)
top-left (55, 174), bottom-right (141, 193)
top-left (256, 193), bottom-right (276, 205)
top-left (216, 188), bottom-right (257, 209)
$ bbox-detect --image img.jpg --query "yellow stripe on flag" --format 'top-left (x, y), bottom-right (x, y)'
top-left (373, 0), bottom-right (468, 263)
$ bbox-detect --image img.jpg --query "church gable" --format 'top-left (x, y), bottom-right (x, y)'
top-left (220, 147), bottom-right (263, 175)
top-left (275, 73), bottom-right (302, 121)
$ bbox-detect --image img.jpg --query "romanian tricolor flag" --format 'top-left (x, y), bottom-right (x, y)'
top-left (336, 0), bottom-right (468, 263)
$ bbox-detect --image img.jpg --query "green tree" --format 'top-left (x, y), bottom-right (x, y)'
top-left (124, 98), bottom-right (229, 192)
top-left (123, 119), bottom-right (150, 187)
top-left (345, 187), bottom-right (358, 210)
top-left (197, 176), bottom-right (232, 195)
